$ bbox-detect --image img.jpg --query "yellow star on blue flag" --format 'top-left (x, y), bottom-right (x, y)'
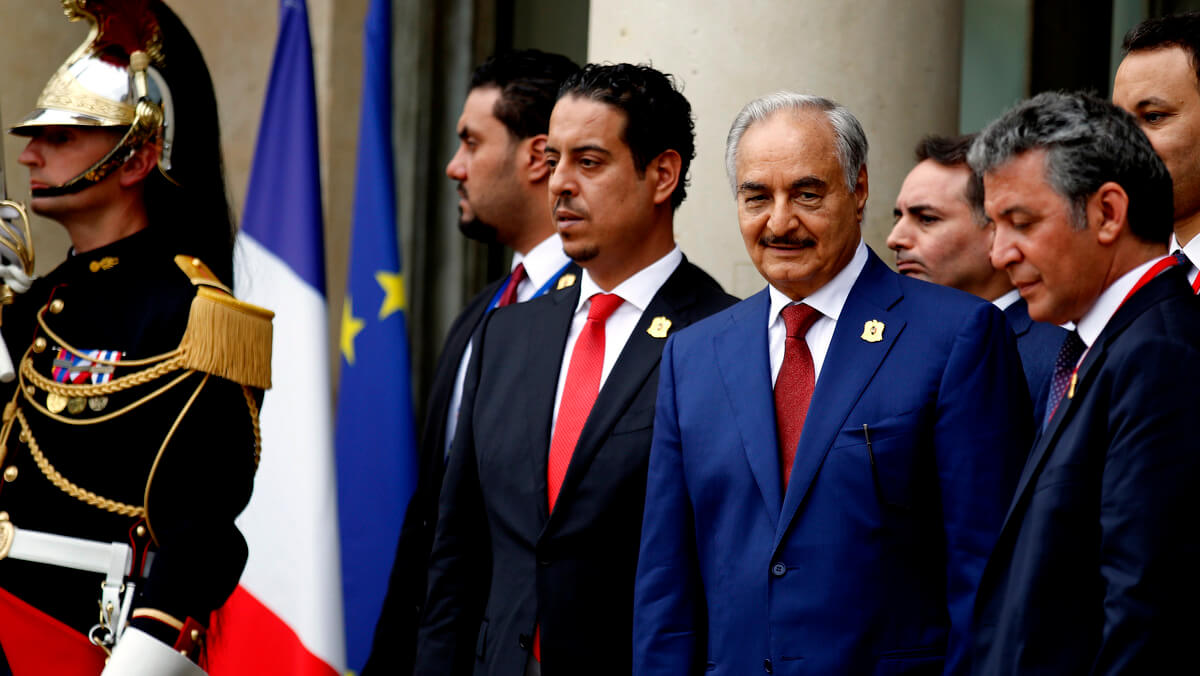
top-left (375, 270), bottom-right (405, 319)
top-left (340, 296), bottom-right (365, 365)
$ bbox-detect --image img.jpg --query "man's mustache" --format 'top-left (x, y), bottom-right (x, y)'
top-left (553, 196), bottom-right (588, 218)
top-left (760, 234), bottom-right (815, 248)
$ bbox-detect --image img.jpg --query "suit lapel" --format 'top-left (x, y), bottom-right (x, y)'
top-left (775, 253), bottom-right (906, 551)
top-left (714, 290), bottom-right (783, 522)
top-left (1003, 298), bottom-right (1033, 338)
top-left (547, 262), bottom-right (700, 525)
top-left (997, 267), bottom-right (1186, 533)
top-left (524, 283), bottom-right (581, 526)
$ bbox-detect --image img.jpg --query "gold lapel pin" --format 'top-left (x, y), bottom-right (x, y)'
top-left (556, 273), bottom-right (577, 290)
top-left (647, 316), bottom-right (672, 338)
top-left (861, 319), bottom-right (885, 343)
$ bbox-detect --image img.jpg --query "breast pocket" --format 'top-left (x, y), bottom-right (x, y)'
top-left (609, 405), bottom-right (656, 435)
top-left (832, 409), bottom-right (926, 511)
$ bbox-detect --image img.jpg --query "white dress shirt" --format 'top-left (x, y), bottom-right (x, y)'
top-left (992, 288), bottom-right (1021, 311)
top-left (1169, 232), bottom-right (1200, 287)
top-left (445, 233), bottom-right (572, 454)
top-left (548, 246), bottom-right (683, 441)
top-left (1075, 256), bottom-right (1169, 348)
top-left (767, 240), bottom-right (868, 387)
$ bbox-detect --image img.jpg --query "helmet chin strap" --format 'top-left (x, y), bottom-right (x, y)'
top-left (31, 94), bottom-right (166, 199)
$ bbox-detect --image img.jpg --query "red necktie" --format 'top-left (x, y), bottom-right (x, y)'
top-left (775, 303), bottom-right (821, 488)
top-left (497, 262), bottom-right (527, 308)
top-left (535, 293), bottom-right (624, 661)
top-left (546, 293), bottom-right (624, 511)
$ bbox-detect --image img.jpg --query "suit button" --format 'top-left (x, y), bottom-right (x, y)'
top-left (764, 658), bottom-right (773, 673)
top-left (771, 561), bottom-right (786, 577)
top-left (518, 634), bottom-right (530, 649)
top-left (538, 559), bottom-right (550, 567)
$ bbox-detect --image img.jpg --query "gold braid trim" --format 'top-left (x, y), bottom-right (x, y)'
top-left (242, 386), bottom-right (262, 467)
top-left (13, 406), bottom-right (144, 518)
top-left (19, 366), bottom-right (196, 426)
top-left (21, 352), bottom-right (186, 398)
top-left (143, 373), bottom-right (209, 545)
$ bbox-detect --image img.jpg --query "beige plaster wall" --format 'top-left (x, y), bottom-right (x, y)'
top-left (588, 0), bottom-right (964, 298)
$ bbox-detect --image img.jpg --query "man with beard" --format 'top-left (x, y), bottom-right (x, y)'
top-left (415, 63), bottom-right (736, 676)
top-left (362, 50), bottom-right (578, 674)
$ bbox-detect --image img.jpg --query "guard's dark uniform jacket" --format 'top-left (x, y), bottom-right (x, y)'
top-left (0, 227), bottom-right (271, 666)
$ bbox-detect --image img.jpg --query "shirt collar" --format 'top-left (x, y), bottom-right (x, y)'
top-left (1170, 231), bottom-right (1200, 266)
top-left (513, 233), bottom-right (571, 292)
top-left (992, 288), bottom-right (1021, 310)
top-left (1075, 256), bottom-right (1164, 348)
top-left (576, 246), bottom-right (683, 314)
top-left (768, 239), bottom-right (868, 326)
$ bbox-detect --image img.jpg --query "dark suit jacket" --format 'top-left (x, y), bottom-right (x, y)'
top-left (633, 251), bottom-right (1032, 676)
top-left (362, 269), bottom-right (503, 674)
top-left (414, 259), bottom-right (736, 676)
top-left (1002, 297), bottom-right (1067, 424)
top-left (972, 266), bottom-right (1200, 675)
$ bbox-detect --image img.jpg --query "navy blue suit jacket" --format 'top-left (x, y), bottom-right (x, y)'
top-left (972, 266), bottom-right (1200, 674)
top-left (1002, 297), bottom-right (1067, 424)
top-left (633, 250), bottom-right (1032, 676)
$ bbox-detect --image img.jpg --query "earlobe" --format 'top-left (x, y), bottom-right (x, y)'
top-left (651, 149), bottom-right (682, 206)
top-left (855, 165), bottom-right (869, 219)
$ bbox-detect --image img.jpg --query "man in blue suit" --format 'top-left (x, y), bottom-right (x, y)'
top-left (632, 93), bottom-right (1033, 675)
top-left (969, 92), bottom-right (1200, 674)
top-left (888, 134), bottom-right (1066, 422)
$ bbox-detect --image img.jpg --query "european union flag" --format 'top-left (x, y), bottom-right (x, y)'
top-left (334, 0), bottom-right (418, 670)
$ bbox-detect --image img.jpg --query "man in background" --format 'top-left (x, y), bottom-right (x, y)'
top-left (1114, 11), bottom-right (1200, 290)
top-left (888, 134), bottom-right (1065, 422)
top-left (364, 49), bottom-right (579, 675)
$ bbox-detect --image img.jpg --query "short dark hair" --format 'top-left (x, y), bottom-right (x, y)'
top-left (915, 133), bottom-right (977, 167)
top-left (915, 133), bottom-right (985, 225)
top-left (558, 63), bottom-right (695, 210)
top-left (1123, 12), bottom-right (1200, 87)
top-left (470, 49), bottom-right (579, 141)
top-left (967, 91), bottom-right (1173, 245)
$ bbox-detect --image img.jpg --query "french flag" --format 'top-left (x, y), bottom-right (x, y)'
top-left (205, 1), bottom-right (344, 674)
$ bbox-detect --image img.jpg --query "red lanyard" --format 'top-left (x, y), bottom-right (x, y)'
top-left (1065, 255), bottom-right (1179, 398)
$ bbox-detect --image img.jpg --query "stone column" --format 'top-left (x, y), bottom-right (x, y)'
top-left (588, 1), bottom-right (965, 297)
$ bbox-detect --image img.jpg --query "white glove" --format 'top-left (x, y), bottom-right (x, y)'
top-left (0, 204), bottom-right (31, 293)
top-left (100, 626), bottom-right (208, 676)
top-left (0, 260), bottom-right (31, 294)
top-left (0, 204), bottom-right (33, 382)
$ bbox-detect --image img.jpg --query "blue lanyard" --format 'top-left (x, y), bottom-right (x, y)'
top-left (485, 261), bottom-right (573, 313)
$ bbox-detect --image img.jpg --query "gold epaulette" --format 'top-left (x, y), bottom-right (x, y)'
top-left (174, 255), bottom-right (274, 390)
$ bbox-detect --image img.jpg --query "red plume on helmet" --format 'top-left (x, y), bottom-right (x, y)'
top-left (67, 0), bottom-right (165, 67)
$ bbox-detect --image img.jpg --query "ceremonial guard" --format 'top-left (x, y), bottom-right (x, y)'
top-left (0, 2), bottom-right (272, 674)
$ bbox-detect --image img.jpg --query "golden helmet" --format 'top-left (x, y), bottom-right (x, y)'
top-left (9, 0), bottom-right (176, 196)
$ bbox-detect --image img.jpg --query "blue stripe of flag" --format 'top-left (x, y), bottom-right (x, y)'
top-left (241, 0), bottom-right (326, 294)
top-left (334, 0), bottom-right (419, 670)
